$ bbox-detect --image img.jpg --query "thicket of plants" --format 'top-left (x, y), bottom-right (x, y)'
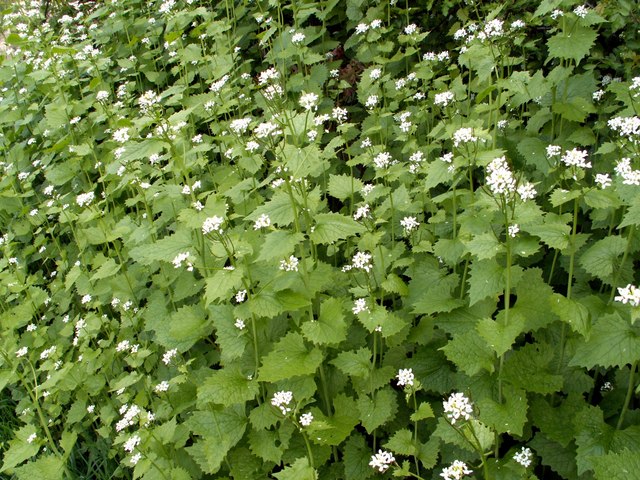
top-left (0, 0), bottom-right (639, 478)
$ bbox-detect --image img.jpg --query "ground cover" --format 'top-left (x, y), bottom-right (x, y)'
top-left (0, 0), bottom-right (639, 478)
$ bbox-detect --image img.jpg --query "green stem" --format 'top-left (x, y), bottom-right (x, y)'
top-left (609, 225), bottom-right (635, 304)
top-left (616, 361), bottom-right (637, 430)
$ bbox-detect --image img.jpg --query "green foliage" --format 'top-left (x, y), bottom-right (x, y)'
top-left (0, 0), bottom-right (639, 478)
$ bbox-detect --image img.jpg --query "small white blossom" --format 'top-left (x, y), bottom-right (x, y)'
top-left (517, 182), bottom-right (537, 201)
top-left (508, 224), bottom-right (520, 238)
top-left (234, 318), bottom-right (246, 330)
top-left (27, 433), bottom-right (37, 444)
top-left (271, 390), bottom-right (293, 415)
top-left (123, 434), bottom-right (141, 453)
top-left (155, 381), bottom-right (170, 393)
top-left (235, 290), bottom-right (247, 303)
top-left (434, 91), bottom-right (455, 107)
top-left (441, 460), bottom-right (472, 480)
top-left (299, 412), bottom-right (313, 426)
top-left (373, 152), bottom-right (392, 169)
top-left (615, 284), bottom-right (640, 307)
top-left (279, 255), bottom-right (300, 272)
top-left (353, 204), bottom-right (370, 221)
top-left (396, 368), bottom-right (414, 386)
top-left (352, 298), bottom-right (369, 315)
top-left (351, 251), bottom-right (373, 272)
top-left (595, 173), bottom-right (612, 189)
top-left (404, 24), bottom-right (418, 35)
top-left (253, 214), bottom-right (271, 229)
top-left (513, 447), bottom-right (533, 468)
top-left (400, 216), bottom-right (419, 233)
top-left (486, 156), bottom-right (516, 195)
top-left (369, 449), bottom-right (395, 473)
top-left (546, 144), bottom-right (561, 158)
top-left (561, 148), bottom-right (591, 169)
top-left (443, 392), bottom-right (473, 424)
top-left (299, 92), bottom-right (319, 111)
top-left (16, 347), bottom-right (28, 358)
top-left (453, 127), bottom-right (477, 147)
top-left (113, 127), bottom-right (130, 144)
top-left (162, 348), bottom-right (178, 365)
top-left (573, 5), bottom-right (588, 18)
top-left (202, 216), bottom-right (224, 234)
top-left (365, 95), bottom-right (379, 109)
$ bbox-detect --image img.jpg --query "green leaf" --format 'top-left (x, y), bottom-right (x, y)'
top-left (477, 385), bottom-right (528, 435)
top-left (256, 231), bottom-right (304, 263)
top-left (259, 332), bottom-right (323, 382)
top-left (309, 213), bottom-right (366, 244)
top-left (549, 294), bottom-right (590, 337)
top-left (441, 329), bottom-right (496, 376)
top-left (328, 174), bottom-right (364, 201)
top-left (549, 188), bottom-right (582, 208)
top-left (153, 305), bottom-right (211, 352)
top-left (90, 258), bottom-right (120, 281)
top-left (1, 426), bottom-right (39, 471)
top-left (343, 433), bottom-right (374, 480)
top-left (502, 342), bottom-right (563, 394)
top-left (434, 417), bottom-right (494, 453)
top-left (529, 433), bottom-right (578, 480)
top-left (547, 24), bottom-right (598, 64)
top-left (14, 455), bottom-right (64, 480)
top-left (574, 406), bottom-right (614, 475)
top-left (385, 429), bottom-right (416, 456)
top-left (357, 305), bottom-right (408, 338)
top-left (248, 428), bottom-right (286, 463)
top-left (619, 198), bottom-right (640, 229)
top-left (301, 297), bottom-right (347, 345)
top-left (205, 267), bottom-right (245, 305)
top-left (465, 232), bottom-right (504, 261)
top-left (45, 103), bottom-right (68, 129)
top-left (210, 305), bottom-right (248, 364)
top-left (592, 450), bottom-right (640, 480)
top-left (410, 402), bottom-right (434, 422)
top-left (411, 273), bottom-right (464, 315)
top-left (579, 236), bottom-right (627, 285)
top-left (523, 215), bottom-right (571, 250)
top-left (570, 313), bottom-right (640, 369)
top-left (197, 366), bottom-right (260, 407)
top-left (477, 313), bottom-right (526, 357)
top-left (129, 230), bottom-right (192, 265)
top-left (529, 395), bottom-right (583, 447)
top-left (185, 406), bottom-right (247, 474)
top-left (357, 388), bottom-right (398, 433)
top-left (308, 395), bottom-right (360, 446)
top-left (273, 458), bottom-right (317, 480)
top-left (511, 268), bottom-right (558, 332)
top-left (118, 139), bottom-right (165, 163)
top-left (331, 348), bottom-right (371, 378)
top-left (247, 191), bottom-right (295, 227)
top-left (468, 259), bottom-right (504, 306)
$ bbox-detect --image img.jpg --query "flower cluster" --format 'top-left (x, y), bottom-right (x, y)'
top-left (614, 284), bottom-right (640, 307)
top-left (369, 449), bottom-right (395, 472)
top-left (443, 392), bottom-right (473, 424)
top-left (271, 390), bottom-right (293, 415)
top-left (513, 447), bottom-right (533, 467)
top-left (396, 368), bottom-right (414, 387)
top-left (279, 255), bottom-right (299, 272)
top-left (440, 460), bottom-right (472, 480)
top-left (486, 156), bottom-right (516, 195)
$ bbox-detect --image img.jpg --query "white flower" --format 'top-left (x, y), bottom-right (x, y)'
top-left (370, 68), bottom-right (382, 80)
top-left (235, 289), bottom-right (247, 303)
top-left (514, 447), bottom-right (533, 468)
top-left (400, 216), bottom-right (419, 233)
top-left (370, 19), bottom-right (382, 29)
top-left (595, 173), bottom-right (612, 189)
top-left (155, 381), bottom-right (170, 393)
top-left (352, 298), bottom-right (369, 315)
top-left (561, 148), bottom-right (591, 169)
top-left (271, 390), bottom-right (293, 415)
top-left (162, 348), bottom-right (177, 365)
top-left (546, 145), bottom-right (562, 158)
top-left (511, 20), bottom-right (525, 29)
top-left (365, 95), bottom-right (379, 109)
top-left (332, 107), bottom-right (348, 123)
top-left (230, 117), bottom-right (252, 134)
top-left (396, 368), bottom-right (414, 386)
top-left (81, 294), bottom-right (92, 304)
top-left (116, 340), bottom-right (131, 352)
top-left (369, 449), bottom-right (395, 473)
top-left (234, 318), bottom-right (246, 330)
top-left (440, 460), bottom-right (472, 480)
top-left (123, 434), bottom-right (141, 453)
top-left (615, 284), bottom-right (640, 307)
top-left (443, 392), bottom-right (473, 424)
top-left (202, 216), bottom-right (224, 234)
top-left (76, 192), bottom-right (95, 207)
top-left (404, 24), bottom-right (418, 35)
top-left (299, 92), bottom-right (319, 111)
top-left (172, 252), bottom-right (191, 269)
top-left (508, 224), bottom-right (520, 238)
top-left (614, 158), bottom-right (640, 185)
top-left (253, 214), bottom-right (271, 229)
top-left (434, 91), bottom-right (455, 107)
top-left (453, 127), bottom-right (477, 147)
top-left (113, 127), bottom-right (130, 144)
top-left (593, 89), bottom-right (605, 101)
top-left (27, 433), bottom-right (37, 444)
top-left (551, 9), bottom-right (564, 19)
top-left (608, 116), bottom-right (640, 143)
top-left (373, 151), bottom-right (392, 169)
top-left (96, 90), bottom-right (109, 102)
top-left (130, 453), bottom-right (142, 465)
top-left (87, 405), bottom-right (95, 413)
top-left (279, 255), bottom-right (300, 272)
top-left (353, 204), bottom-right (370, 221)
top-left (246, 140), bottom-right (260, 152)
top-left (258, 67), bottom-right (279, 85)
top-left (299, 412), bottom-right (313, 426)
top-left (355, 23), bottom-right (369, 34)
top-left (351, 251), bottom-right (373, 272)
top-left (291, 32), bottom-right (306, 44)
top-left (573, 5), bottom-right (588, 18)
top-left (517, 182), bottom-right (536, 201)
top-left (486, 156), bottom-right (516, 195)
top-left (484, 19), bottom-right (504, 37)
top-left (16, 346), bottom-right (28, 357)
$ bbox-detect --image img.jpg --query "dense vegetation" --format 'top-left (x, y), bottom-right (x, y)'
top-left (0, 0), bottom-right (639, 478)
